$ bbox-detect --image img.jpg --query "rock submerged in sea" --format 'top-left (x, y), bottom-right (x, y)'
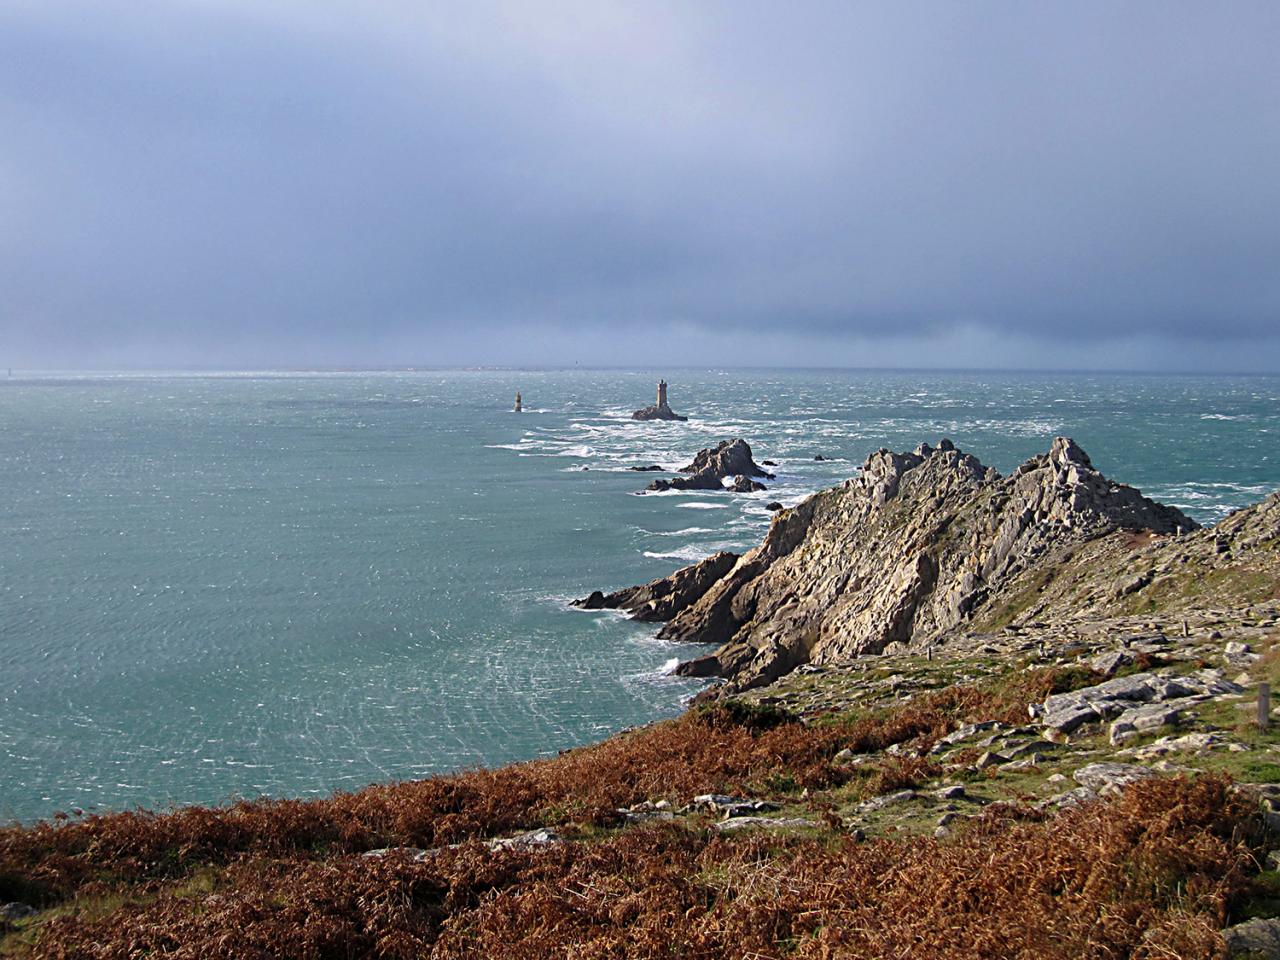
top-left (632, 406), bottom-right (688, 422)
top-left (682, 439), bottom-right (772, 480)
top-left (647, 474), bottom-right (725, 493)
top-left (644, 439), bottom-right (773, 493)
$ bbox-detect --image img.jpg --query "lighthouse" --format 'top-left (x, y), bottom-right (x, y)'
top-left (514, 391), bottom-right (523, 413)
top-left (631, 378), bottom-right (687, 421)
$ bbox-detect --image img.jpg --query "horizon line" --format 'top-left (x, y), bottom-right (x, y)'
top-left (3, 365), bottom-right (1280, 378)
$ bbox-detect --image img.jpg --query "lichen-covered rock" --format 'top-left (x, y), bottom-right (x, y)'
top-left (1223, 917), bottom-right (1280, 958)
top-left (487, 828), bottom-right (560, 852)
top-left (0, 902), bottom-right (37, 923)
top-left (1036, 669), bottom-right (1240, 737)
top-left (1125, 731), bottom-right (1247, 760)
top-left (713, 816), bottom-right (817, 832)
top-left (1091, 650), bottom-right (1131, 676)
top-left (1072, 762), bottom-right (1156, 794)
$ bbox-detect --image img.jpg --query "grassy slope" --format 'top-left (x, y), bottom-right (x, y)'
top-left (3, 642), bottom-right (1279, 958)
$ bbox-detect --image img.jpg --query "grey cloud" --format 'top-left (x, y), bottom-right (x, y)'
top-left (1, 1), bottom-right (1278, 369)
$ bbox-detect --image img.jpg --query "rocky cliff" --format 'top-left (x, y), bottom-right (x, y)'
top-left (587, 437), bottom-right (1198, 693)
top-left (572, 551), bottom-right (739, 620)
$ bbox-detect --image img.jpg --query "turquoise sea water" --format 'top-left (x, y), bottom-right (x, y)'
top-left (2, 369), bottom-right (1278, 822)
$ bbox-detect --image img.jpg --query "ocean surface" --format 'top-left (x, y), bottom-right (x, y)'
top-left (2, 369), bottom-right (1278, 823)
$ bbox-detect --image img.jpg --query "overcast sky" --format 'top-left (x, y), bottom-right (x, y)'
top-left (2, 2), bottom-right (1278, 371)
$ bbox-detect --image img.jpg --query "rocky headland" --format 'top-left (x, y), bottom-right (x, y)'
top-left (644, 438), bottom-right (773, 493)
top-left (592, 437), bottom-right (1205, 693)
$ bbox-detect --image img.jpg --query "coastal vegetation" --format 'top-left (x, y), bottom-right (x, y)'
top-left (1, 655), bottom-right (1273, 957)
top-left (5, 625), bottom-right (1280, 957)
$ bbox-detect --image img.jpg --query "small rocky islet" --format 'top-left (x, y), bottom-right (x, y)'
top-left (8, 436), bottom-right (1280, 957)
top-left (630, 378), bottom-right (688, 421)
top-left (642, 438), bottom-right (773, 493)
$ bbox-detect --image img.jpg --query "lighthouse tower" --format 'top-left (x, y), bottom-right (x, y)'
top-left (631, 378), bottom-right (687, 420)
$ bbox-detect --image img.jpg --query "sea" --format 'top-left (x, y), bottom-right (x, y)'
top-left (2, 369), bottom-right (1278, 823)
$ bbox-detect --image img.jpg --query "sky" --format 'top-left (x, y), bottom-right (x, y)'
top-left (2, 2), bottom-right (1278, 371)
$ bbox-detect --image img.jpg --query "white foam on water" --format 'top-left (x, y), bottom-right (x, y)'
top-left (588, 608), bottom-right (637, 623)
top-left (638, 487), bottom-right (729, 498)
top-left (622, 657), bottom-right (685, 685)
top-left (644, 547), bottom-right (716, 561)
top-left (596, 464), bottom-right (683, 473)
top-left (678, 502), bottom-right (729, 510)
top-left (532, 592), bottom-right (582, 607)
top-left (1183, 481), bottom-right (1273, 493)
top-left (642, 527), bottom-right (716, 536)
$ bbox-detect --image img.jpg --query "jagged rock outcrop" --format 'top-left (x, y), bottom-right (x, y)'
top-left (632, 404), bottom-right (688, 422)
top-left (682, 440), bottom-right (772, 480)
top-left (645, 439), bottom-right (773, 493)
top-left (647, 474), bottom-right (725, 493)
top-left (595, 437), bottom-right (1198, 693)
top-left (969, 487), bottom-right (1280, 626)
top-left (573, 551), bottom-right (739, 621)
